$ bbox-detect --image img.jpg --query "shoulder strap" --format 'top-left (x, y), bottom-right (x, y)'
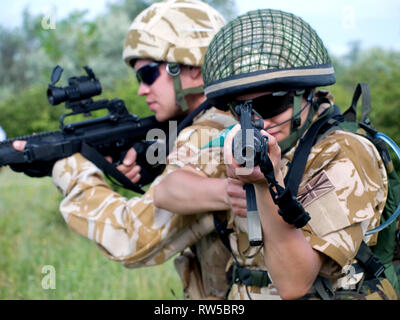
top-left (355, 240), bottom-right (385, 278)
top-left (284, 105), bottom-right (343, 197)
top-left (342, 83), bottom-right (371, 124)
top-left (176, 100), bottom-right (212, 134)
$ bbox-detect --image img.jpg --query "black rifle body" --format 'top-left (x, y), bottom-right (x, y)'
top-left (0, 98), bottom-right (170, 193)
top-left (0, 65), bottom-right (177, 193)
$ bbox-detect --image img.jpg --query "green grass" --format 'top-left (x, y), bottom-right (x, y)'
top-left (0, 168), bottom-right (183, 300)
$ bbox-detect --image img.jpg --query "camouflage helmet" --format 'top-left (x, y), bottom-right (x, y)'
top-left (123, 0), bottom-right (226, 68)
top-left (202, 9), bottom-right (336, 103)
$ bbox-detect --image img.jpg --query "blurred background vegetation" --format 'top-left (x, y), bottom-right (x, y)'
top-left (0, 0), bottom-right (398, 142)
top-left (0, 0), bottom-right (399, 299)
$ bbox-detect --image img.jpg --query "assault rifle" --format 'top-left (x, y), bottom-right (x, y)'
top-left (206, 101), bottom-right (310, 246)
top-left (0, 65), bottom-right (177, 194)
top-left (234, 101), bottom-right (310, 245)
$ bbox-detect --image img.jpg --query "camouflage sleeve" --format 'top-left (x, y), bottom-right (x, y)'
top-left (296, 131), bottom-right (388, 278)
top-left (51, 110), bottom-right (235, 268)
top-left (52, 154), bottom-right (215, 268)
top-left (167, 110), bottom-right (235, 178)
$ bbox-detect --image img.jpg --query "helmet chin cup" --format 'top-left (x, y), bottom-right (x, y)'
top-left (166, 63), bottom-right (180, 77)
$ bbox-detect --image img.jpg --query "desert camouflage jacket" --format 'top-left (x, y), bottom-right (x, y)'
top-left (52, 107), bottom-right (236, 271)
top-left (188, 100), bottom-right (389, 300)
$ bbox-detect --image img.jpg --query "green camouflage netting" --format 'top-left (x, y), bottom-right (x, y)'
top-left (203, 9), bottom-right (331, 86)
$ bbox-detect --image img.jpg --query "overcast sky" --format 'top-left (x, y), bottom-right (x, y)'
top-left (1, 0), bottom-right (399, 56)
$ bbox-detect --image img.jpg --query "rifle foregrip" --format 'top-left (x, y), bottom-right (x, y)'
top-left (0, 131), bottom-right (76, 170)
top-left (0, 143), bottom-right (27, 166)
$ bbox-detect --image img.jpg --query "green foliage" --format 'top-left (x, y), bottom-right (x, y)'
top-left (108, 0), bottom-right (155, 21)
top-left (328, 48), bottom-right (400, 147)
top-left (39, 11), bottom-right (99, 65)
top-left (0, 0), bottom-right (239, 138)
top-left (0, 0), bottom-right (238, 103)
top-left (0, 85), bottom-right (63, 137)
top-left (0, 0), bottom-right (239, 137)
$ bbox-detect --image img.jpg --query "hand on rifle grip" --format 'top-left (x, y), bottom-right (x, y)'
top-left (106, 147), bottom-right (142, 184)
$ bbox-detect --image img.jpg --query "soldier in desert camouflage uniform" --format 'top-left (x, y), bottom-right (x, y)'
top-left (155, 9), bottom-right (399, 300)
top-left (13, 0), bottom-right (237, 299)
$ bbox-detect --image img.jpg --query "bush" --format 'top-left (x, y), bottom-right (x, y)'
top-left (0, 85), bottom-right (62, 138)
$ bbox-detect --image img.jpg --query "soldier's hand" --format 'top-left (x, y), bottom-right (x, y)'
top-left (223, 124), bottom-right (283, 186)
top-left (223, 124), bottom-right (268, 186)
top-left (106, 147), bottom-right (142, 184)
top-left (12, 140), bottom-right (26, 151)
top-left (226, 177), bottom-right (247, 217)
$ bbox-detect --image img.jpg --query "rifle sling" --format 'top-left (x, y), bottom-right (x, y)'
top-left (80, 142), bottom-right (145, 194)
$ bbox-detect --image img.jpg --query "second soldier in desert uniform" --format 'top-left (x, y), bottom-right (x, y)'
top-left (46, 0), bottom-right (238, 299)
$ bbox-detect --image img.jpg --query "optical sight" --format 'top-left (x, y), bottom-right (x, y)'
top-left (47, 65), bottom-right (102, 106)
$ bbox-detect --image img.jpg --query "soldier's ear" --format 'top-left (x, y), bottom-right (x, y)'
top-left (188, 66), bottom-right (202, 81)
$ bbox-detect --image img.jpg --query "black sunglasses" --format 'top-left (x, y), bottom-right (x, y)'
top-left (135, 62), bottom-right (161, 86)
top-left (228, 92), bottom-right (294, 120)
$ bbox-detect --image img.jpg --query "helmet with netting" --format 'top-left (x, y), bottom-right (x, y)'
top-left (123, 0), bottom-right (226, 68)
top-left (203, 9), bottom-right (336, 104)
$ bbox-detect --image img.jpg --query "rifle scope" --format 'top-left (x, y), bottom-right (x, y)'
top-left (47, 65), bottom-right (102, 106)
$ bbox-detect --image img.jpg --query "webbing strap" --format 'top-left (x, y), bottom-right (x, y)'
top-left (284, 105), bottom-right (343, 196)
top-left (232, 264), bottom-right (271, 287)
top-left (291, 92), bottom-right (303, 129)
top-left (278, 98), bottom-right (316, 154)
top-left (172, 74), bottom-right (204, 111)
top-left (355, 241), bottom-right (385, 278)
top-left (310, 276), bottom-right (335, 300)
top-left (176, 100), bottom-right (212, 133)
top-left (342, 83), bottom-right (371, 123)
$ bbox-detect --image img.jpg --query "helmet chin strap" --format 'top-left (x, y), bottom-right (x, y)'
top-left (166, 63), bottom-right (204, 112)
top-left (278, 90), bottom-right (316, 154)
top-left (291, 90), bottom-right (304, 130)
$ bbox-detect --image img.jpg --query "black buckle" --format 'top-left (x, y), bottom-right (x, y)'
top-left (232, 264), bottom-right (271, 287)
top-left (365, 255), bottom-right (385, 279)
